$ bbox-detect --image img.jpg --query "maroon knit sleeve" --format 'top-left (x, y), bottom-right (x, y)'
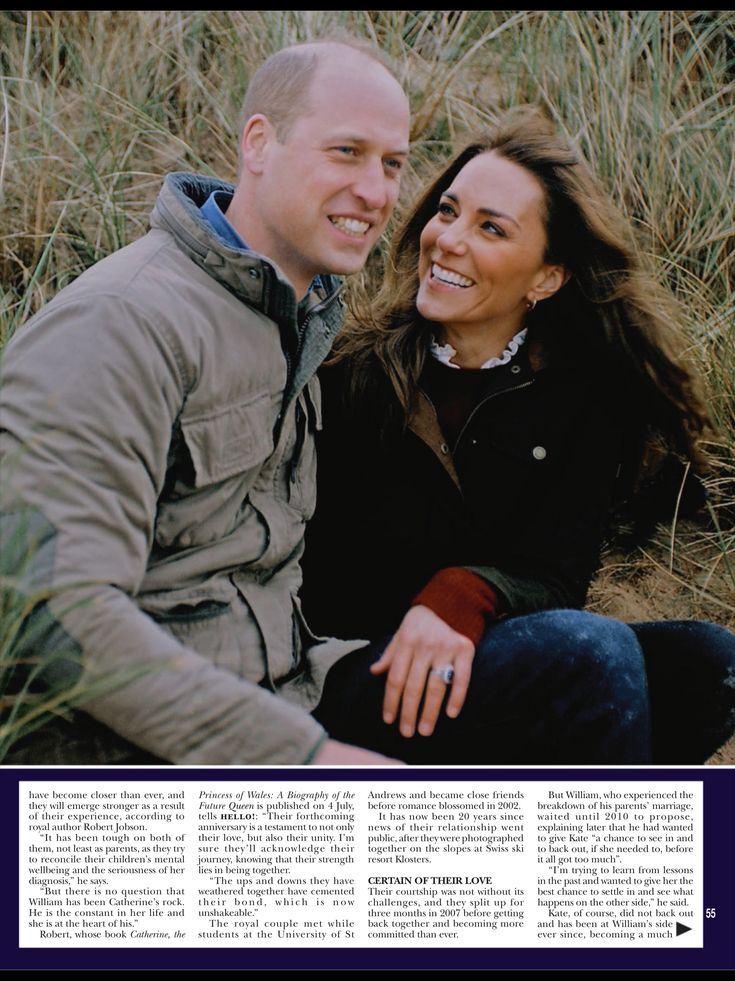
top-left (411, 567), bottom-right (499, 646)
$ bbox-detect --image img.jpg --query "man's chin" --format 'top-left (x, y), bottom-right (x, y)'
top-left (325, 247), bottom-right (375, 278)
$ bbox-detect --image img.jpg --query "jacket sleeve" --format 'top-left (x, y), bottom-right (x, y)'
top-left (0, 293), bottom-right (327, 764)
top-left (410, 566), bottom-right (499, 644)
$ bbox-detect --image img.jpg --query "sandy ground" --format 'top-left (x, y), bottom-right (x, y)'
top-left (707, 736), bottom-right (735, 765)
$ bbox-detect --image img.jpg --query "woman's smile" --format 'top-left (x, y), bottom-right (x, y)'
top-left (429, 261), bottom-right (475, 289)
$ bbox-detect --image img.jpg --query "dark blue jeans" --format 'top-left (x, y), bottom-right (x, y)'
top-left (313, 611), bottom-right (735, 765)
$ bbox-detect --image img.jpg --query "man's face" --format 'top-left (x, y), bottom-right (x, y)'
top-left (247, 55), bottom-right (410, 297)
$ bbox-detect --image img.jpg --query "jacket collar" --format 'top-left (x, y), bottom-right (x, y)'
top-left (150, 173), bottom-right (343, 329)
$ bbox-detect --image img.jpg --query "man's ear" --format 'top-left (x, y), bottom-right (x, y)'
top-left (240, 114), bottom-right (275, 175)
top-left (528, 263), bottom-right (570, 305)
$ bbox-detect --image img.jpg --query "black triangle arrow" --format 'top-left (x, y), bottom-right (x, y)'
top-left (676, 921), bottom-right (692, 936)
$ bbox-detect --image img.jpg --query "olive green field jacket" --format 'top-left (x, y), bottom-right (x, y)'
top-left (0, 173), bottom-right (361, 764)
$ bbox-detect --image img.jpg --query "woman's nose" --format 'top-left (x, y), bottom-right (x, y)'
top-left (435, 224), bottom-right (468, 254)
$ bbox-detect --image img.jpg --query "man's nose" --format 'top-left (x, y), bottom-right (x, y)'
top-left (351, 157), bottom-right (391, 211)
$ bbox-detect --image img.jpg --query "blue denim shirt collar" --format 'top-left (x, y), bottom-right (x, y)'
top-left (200, 189), bottom-right (323, 293)
top-left (200, 189), bottom-right (249, 251)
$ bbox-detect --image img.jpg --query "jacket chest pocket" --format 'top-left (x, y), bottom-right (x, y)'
top-left (154, 392), bottom-right (275, 550)
top-left (459, 426), bottom-right (562, 519)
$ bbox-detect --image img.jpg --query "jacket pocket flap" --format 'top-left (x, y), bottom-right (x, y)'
top-left (482, 424), bottom-right (561, 468)
top-left (181, 393), bottom-right (275, 486)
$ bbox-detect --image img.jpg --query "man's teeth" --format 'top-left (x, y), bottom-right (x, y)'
top-left (432, 263), bottom-right (473, 288)
top-left (330, 217), bottom-right (370, 236)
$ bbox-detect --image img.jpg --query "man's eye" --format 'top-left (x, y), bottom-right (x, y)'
top-left (335, 146), bottom-right (357, 156)
top-left (384, 158), bottom-right (403, 172)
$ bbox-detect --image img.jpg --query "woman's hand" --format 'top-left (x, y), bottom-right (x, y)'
top-left (370, 605), bottom-right (475, 739)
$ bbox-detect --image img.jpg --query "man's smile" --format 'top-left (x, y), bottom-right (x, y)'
top-left (329, 215), bottom-right (372, 237)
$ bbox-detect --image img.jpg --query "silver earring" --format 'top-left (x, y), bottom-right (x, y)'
top-left (527, 298), bottom-right (537, 311)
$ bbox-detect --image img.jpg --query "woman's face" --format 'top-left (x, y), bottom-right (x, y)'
top-left (416, 151), bottom-right (563, 338)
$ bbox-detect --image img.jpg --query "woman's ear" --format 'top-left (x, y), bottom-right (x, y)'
top-left (528, 263), bottom-right (570, 305)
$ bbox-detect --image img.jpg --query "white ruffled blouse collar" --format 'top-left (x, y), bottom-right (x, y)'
top-left (429, 327), bottom-right (528, 370)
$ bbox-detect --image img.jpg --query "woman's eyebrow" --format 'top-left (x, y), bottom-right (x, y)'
top-left (441, 190), bottom-right (521, 229)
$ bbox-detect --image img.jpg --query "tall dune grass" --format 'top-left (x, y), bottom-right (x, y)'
top-left (1, 10), bottom-right (733, 756)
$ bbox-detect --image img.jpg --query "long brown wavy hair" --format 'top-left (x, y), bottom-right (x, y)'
top-left (332, 108), bottom-right (711, 476)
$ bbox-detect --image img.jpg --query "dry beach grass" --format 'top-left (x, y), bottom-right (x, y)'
top-left (1, 10), bottom-right (733, 760)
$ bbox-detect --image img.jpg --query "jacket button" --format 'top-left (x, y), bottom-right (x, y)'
top-left (440, 443), bottom-right (450, 455)
top-left (511, 365), bottom-right (521, 374)
top-left (248, 268), bottom-right (260, 279)
top-left (532, 445), bottom-right (547, 460)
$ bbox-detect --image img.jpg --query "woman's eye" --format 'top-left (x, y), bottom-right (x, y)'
top-left (438, 202), bottom-right (455, 216)
top-left (481, 220), bottom-right (504, 237)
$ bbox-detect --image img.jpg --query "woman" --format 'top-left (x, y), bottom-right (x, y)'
top-left (302, 109), bottom-right (735, 765)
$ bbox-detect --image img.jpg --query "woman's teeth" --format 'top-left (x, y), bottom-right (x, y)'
top-left (432, 263), bottom-right (473, 288)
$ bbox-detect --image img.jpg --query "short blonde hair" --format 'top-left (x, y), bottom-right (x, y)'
top-left (238, 38), bottom-right (397, 143)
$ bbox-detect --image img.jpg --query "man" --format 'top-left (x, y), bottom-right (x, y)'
top-left (0, 40), bottom-right (410, 765)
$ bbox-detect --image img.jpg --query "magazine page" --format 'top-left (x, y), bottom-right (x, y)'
top-left (1, 9), bottom-right (733, 974)
top-left (3, 765), bottom-right (734, 970)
